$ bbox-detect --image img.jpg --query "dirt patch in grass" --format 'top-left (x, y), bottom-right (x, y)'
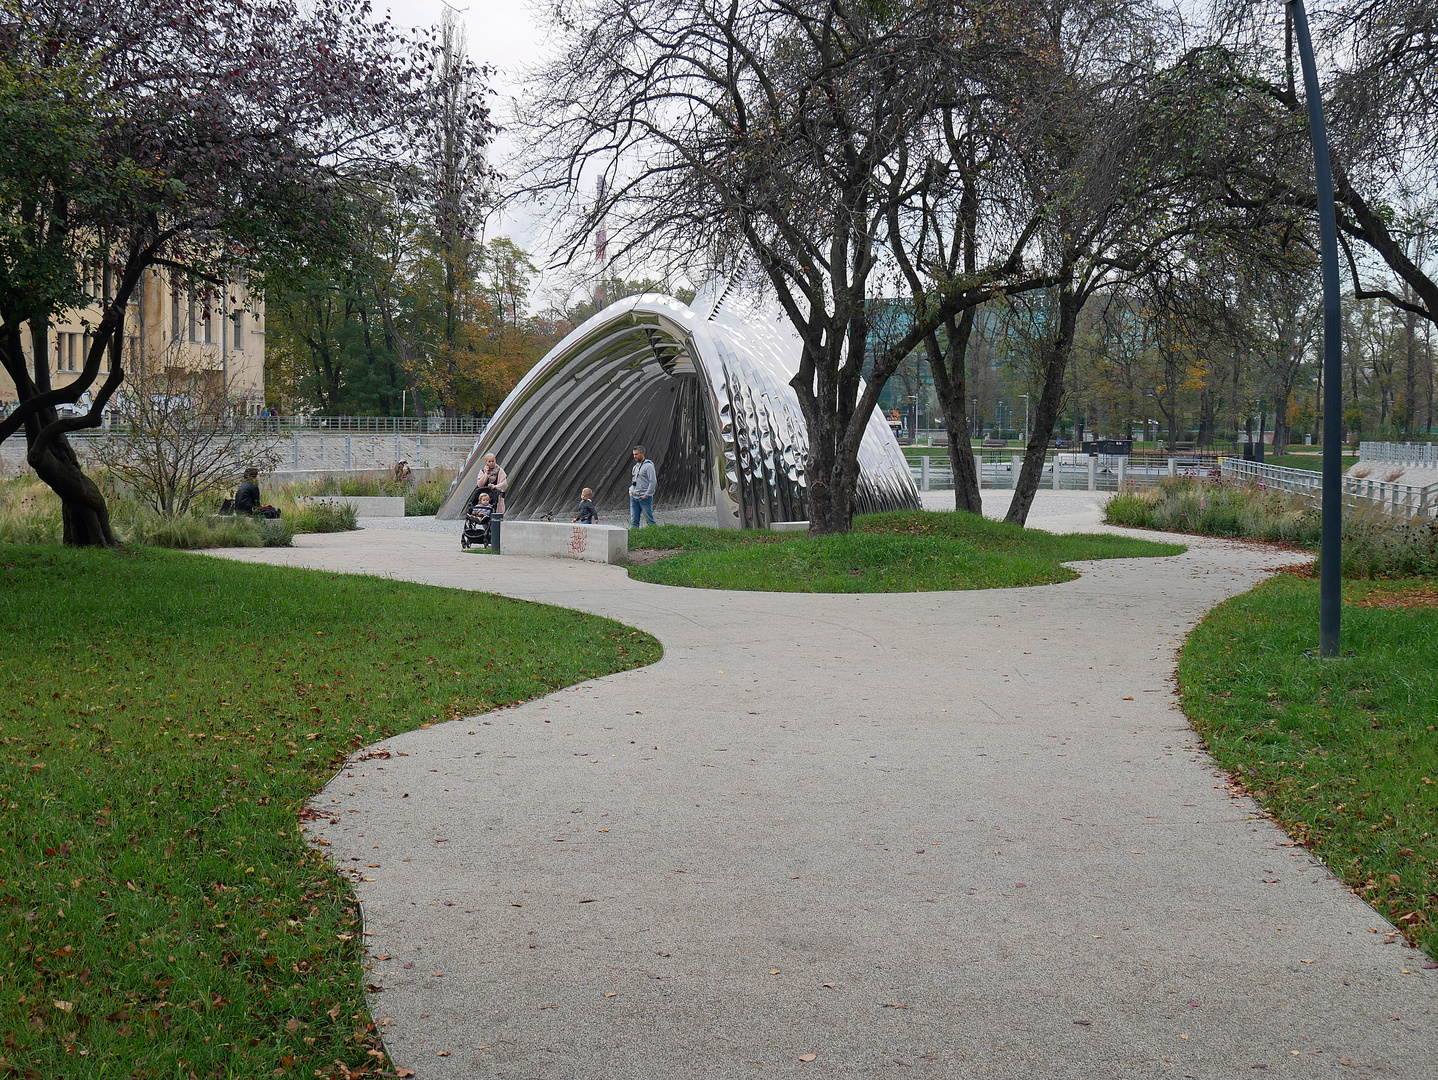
top-left (1353, 585), bottom-right (1438, 608)
top-left (626, 547), bottom-right (682, 566)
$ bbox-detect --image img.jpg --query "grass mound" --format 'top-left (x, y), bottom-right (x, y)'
top-left (0, 546), bottom-right (659, 1078)
top-left (1180, 573), bottom-right (1438, 959)
top-left (627, 510), bottom-right (1183, 592)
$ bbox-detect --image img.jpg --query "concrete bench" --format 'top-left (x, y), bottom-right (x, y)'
top-left (769, 521), bottom-right (809, 532)
top-left (297, 495), bottom-right (406, 517)
top-left (497, 521), bottom-right (628, 564)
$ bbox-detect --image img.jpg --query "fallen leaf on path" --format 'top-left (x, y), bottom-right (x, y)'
top-left (770, 969), bottom-right (781, 974)
top-left (798, 1054), bottom-right (817, 1062)
top-left (604, 992), bottom-right (617, 997)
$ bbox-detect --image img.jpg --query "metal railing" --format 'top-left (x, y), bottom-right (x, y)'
top-left (248, 415), bottom-right (489, 435)
top-left (909, 451), bottom-right (1219, 494)
top-left (1357, 440), bottom-right (1438, 466)
top-left (1222, 457), bottom-right (1438, 519)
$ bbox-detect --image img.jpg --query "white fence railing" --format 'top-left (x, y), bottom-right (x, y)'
top-left (1222, 457), bottom-right (1438, 519)
top-left (909, 452), bottom-right (1218, 493)
top-left (1358, 440), bottom-right (1438, 466)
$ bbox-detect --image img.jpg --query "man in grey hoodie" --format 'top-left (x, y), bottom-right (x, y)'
top-left (629, 445), bottom-right (658, 527)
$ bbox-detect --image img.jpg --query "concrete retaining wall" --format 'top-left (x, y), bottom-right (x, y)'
top-left (498, 521), bottom-right (628, 564)
top-left (297, 495), bottom-right (406, 518)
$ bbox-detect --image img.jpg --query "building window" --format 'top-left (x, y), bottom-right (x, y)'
top-left (67, 333), bottom-right (77, 371)
top-left (188, 289), bottom-right (197, 342)
top-left (172, 292), bottom-right (181, 341)
top-left (233, 311), bottom-right (244, 349)
top-left (82, 332), bottom-right (91, 369)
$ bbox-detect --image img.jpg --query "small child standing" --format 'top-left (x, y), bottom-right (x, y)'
top-left (573, 487), bottom-right (598, 524)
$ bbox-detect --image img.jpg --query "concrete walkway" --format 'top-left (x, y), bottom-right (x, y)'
top-left (210, 500), bottom-right (1436, 1080)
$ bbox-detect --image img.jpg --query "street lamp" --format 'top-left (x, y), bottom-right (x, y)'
top-left (1289, 0), bottom-right (1343, 656)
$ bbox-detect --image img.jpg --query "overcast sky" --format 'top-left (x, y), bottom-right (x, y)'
top-left (379, 1), bottom-right (568, 293)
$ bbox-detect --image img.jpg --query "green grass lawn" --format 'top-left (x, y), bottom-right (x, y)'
top-left (1, 546), bottom-right (659, 1079)
top-left (1179, 574), bottom-right (1438, 959)
top-left (628, 511), bottom-right (1184, 591)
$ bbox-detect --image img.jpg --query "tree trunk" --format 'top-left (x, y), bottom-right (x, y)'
top-left (1006, 286), bottom-right (1080, 527)
top-left (806, 440), bottom-right (854, 535)
top-left (927, 313), bottom-right (982, 513)
top-left (29, 429), bottom-right (117, 546)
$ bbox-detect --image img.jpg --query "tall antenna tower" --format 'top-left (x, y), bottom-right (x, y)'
top-left (593, 176), bottom-right (607, 309)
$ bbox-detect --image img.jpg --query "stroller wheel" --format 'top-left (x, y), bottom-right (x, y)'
top-left (461, 536), bottom-right (470, 549)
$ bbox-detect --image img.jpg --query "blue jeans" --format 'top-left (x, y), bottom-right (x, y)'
top-left (630, 495), bottom-right (656, 527)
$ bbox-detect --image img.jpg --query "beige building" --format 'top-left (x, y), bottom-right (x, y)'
top-left (1, 264), bottom-right (265, 411)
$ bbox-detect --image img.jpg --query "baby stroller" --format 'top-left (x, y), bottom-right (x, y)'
top-left (460, 487), bottom-right (497, 549)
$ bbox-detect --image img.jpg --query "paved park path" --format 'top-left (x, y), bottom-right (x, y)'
top-left (210, 494), bottom-right (1436, 1080)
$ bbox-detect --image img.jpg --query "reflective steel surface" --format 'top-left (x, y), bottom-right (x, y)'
top-left (436, 289), bottom-right (920, 527)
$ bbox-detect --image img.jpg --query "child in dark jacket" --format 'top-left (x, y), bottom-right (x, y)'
top-left (573, 487), bottom-right (598, 524)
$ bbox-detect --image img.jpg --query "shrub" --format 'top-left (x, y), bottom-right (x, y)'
top-left (1107, 476), bottom-right (1438, 578)
top-left (125, 512), bottom-right (293, 548)
top-left (405, 471), bottom-right (452, 516)
top-left (1103, 487), bottom-right (1158, 529)
top-left (286, 501), bottom-right (359, 534)
top-left (0, 478), bottom-right (63, 544)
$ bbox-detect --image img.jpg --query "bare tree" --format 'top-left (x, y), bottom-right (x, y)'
top-left (91, 358), bottom-right (280, 517)
top-left (523, 0), bottom-right (1053, 533)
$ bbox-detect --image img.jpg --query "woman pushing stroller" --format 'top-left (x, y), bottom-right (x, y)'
top-left (461, 453), bottom-right (507, 549)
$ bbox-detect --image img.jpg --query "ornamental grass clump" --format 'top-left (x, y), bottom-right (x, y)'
top-left (1106, 477), bottom-right (1320, 543)
top-left (0, 477), bottom-right (62, 543)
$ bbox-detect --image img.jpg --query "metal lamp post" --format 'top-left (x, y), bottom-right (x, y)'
top-left (1288, 0), bottom-right (1343, 656)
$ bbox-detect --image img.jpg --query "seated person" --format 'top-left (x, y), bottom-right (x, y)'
top-left (573, 487), bottom-right (598, 524)
top-left (469, 490), bottom-right (494, 524)
top-left (235, 467), bottom-right (262, 515)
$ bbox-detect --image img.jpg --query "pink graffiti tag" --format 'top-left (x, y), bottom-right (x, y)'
top-left (568, 527), bottom-right (588, 556)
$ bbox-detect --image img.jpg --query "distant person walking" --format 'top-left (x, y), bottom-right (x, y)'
top-left (629, 445), bottom-right (657, 528)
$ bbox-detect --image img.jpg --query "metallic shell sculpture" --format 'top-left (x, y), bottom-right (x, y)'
top-left (436, 287), bottom-right (920, 527)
